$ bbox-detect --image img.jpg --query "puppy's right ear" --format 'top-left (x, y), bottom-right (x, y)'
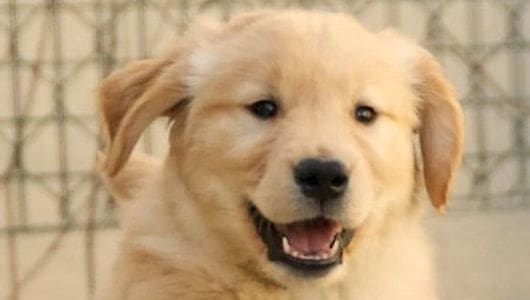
top-left (99, 58), bottom-right (188, 176)
top-left (379, 29), bottom-right (464, 213)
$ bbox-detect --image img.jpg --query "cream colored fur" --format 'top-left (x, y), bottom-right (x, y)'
top-left (96, 10), bottom-right (463, 300)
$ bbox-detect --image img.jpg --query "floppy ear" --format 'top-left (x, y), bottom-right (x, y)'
top-left (380, 30), bottom-right (464, 212)
top-left (98, 57), bottom-right (189, 176)
top-left (415, 55), bottom-right (464, 212)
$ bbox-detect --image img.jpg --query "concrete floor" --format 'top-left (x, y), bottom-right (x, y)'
top-left (428, 208), bottom-right (530, 300)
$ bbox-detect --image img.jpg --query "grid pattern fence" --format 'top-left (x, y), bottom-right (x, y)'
top-left (1, 1), bottom-right (529, 299)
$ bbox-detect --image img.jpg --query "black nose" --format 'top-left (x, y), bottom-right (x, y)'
top-left (293, 158), bottom-right (349, 203)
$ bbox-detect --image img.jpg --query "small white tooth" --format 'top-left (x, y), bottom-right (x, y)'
top-left (330, 239), bottom-right (339, 254)
top-left (291, 250), bottom-right (301, 258)
top-left (282, 236), bottom-right (291, 253)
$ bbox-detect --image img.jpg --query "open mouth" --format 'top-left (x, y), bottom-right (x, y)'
top-left (249, 204), bottom-right (354, 273)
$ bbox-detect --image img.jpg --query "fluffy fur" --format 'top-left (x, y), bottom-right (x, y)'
top-left (97, 10), bottom-right (463, 300)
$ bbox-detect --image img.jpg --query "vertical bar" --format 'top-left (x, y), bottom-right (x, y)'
top-left (386, 0), bottom-right (400, 28)
top-left (7, 0), bottom-right (21, 298)
top-left (468, 0), bottom-right (490, 207)
top-left (178, 0), bottom-right (190, 34)
top-left (50, 0), bottom-right (70, 218)
top-left (89, 0), bottom-right (113, 297)
top-left (101, 0), bottom-right (119, 219)
top-left (423, 1), bottom-right (443, 49)
top-left (9, 0), bottom-right (26, 228)
top-left (85, 178), bottom-right (97, 300)
top-left (507, 1), bottom-right (528, 204)
top-left (136, 0), bottom-right (153, 153)
top-left (221, 0), bottom-right (233, 20)
top-left (137, 0), bottom-right (148, 59)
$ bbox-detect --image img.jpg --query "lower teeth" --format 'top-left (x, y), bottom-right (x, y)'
top-left (330, 238), bottom-right (339, 253)
top-left (281, 236), bottom-right (339, 260)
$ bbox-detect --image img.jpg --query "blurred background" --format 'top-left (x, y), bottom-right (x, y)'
top-left (0, 1), bottom-right (529, 299)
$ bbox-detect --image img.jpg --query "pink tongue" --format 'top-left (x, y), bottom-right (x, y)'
top-left (276, 218), bottom-right (342, 254)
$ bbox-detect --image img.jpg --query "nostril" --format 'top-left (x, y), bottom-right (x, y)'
top-left (331, 174), bottom-right (348, 189)
top-left (296, 173), bottom-right (320, 187)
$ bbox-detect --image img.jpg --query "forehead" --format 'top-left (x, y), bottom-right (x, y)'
top-left (186, 12), bottom-right (418, 121)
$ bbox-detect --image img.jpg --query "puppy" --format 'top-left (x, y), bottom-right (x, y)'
top-left (97, 10), bottom-right (463, 300)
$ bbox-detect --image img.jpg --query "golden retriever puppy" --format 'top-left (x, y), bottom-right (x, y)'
top-left (97, 10), bottom-right (463, 300)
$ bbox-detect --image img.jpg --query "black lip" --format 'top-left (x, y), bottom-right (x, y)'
top-left (249, 204), bottom-right (354, 274)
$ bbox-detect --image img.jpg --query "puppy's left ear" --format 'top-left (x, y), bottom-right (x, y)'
top-left (98, 56), bottom-right (189, 176)
top-left (379, 30), bottom-right (464, 212)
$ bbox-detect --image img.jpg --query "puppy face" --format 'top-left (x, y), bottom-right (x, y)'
top-left (100, 11), bottom-right (463, 287)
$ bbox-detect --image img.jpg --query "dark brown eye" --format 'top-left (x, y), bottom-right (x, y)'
top-left (248, 100), bottom-right (278, 120)
top-left (354, 105), bottom-right (377, 124)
